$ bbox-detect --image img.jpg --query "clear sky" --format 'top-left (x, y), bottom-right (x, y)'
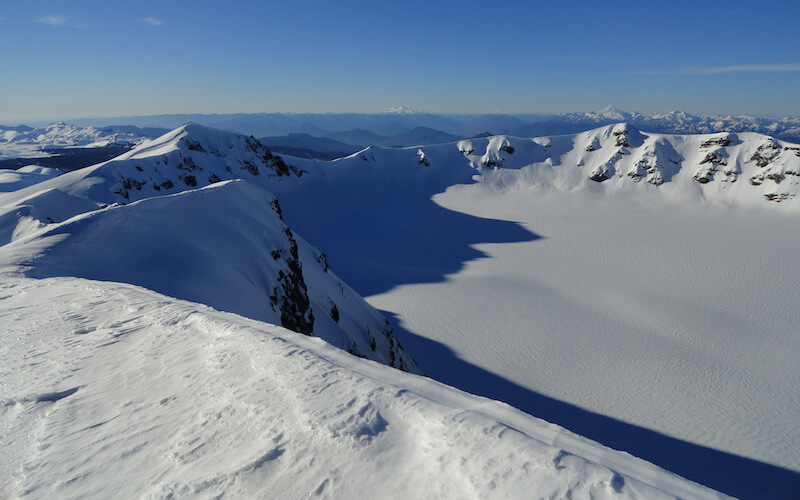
top-left (1, 0), bottom-right (799, 123)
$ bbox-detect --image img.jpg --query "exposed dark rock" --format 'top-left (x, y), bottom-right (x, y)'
top-left (764, 193), bottom-right (794, 202)
top-left (185, 138), bottom-right (206, 153)
top-left (316, 249), bottom-right (329, 272)
top-left (750, 141), bottom-right (782, 167)
top-left (330, 303), bottom-right (340, 323)
top-left (182, 156), bottom-right (200, 171)
top-left (270, 227), bottom-right (314, 335)
top-left (269, 198), bottom-right (284, 221)
top-left (700, 136), bottom-right (731, 148)
top-left (699, 151), bottom-right (725, 165)
top-left (627, 171), bottom-right (643, 182)
top-left (613, 129), bottom-right (629, 147)
top-left (590, 171), bottom-right (610, 182)
top-left (766, 172), bottom-right (784, 184)
top-left (241, 160), bottom-right (260, 176)
top-left (693, 174), bottom-right (711, 184)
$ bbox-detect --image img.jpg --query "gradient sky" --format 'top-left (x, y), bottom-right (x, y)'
top-left (1, 0), bottom-right (799, 123)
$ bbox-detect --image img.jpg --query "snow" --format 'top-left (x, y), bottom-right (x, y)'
top-left (0, 166), bottom-right (61, 193)
top-left (269, 126), bottom-right (800, 498)
top-left (0, 277), bottom-right (724, 499)
top-left (3, 122), bottom-right (799, 498)
top-left (0, 180), bottom-right (417, 373)
top-left (0, 123), bottom-right (147, 159)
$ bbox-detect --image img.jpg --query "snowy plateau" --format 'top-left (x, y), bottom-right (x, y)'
top-left (1, 123), bottom-right (799, 499)
top-left (0, 123), bottom-right (152, 160)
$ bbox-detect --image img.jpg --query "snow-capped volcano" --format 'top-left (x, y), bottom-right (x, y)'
top-left (384, 106), bottom-right (422, 115)
top-left (594, 105), bottom-right (633, 121)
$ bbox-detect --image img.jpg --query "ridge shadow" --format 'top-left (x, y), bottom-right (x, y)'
top-left (276, 162), bottom-right (540, 296)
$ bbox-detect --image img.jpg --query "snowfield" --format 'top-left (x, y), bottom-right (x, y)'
top-left (0, 123), bottom-right (147, 160)
top-left (2, 122), bottom-right (799, 498)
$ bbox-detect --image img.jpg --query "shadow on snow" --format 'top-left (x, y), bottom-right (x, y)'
top-left (277, 161), bottom-right (539, 296)
top-left (277, 163), bottom-right (799, 499)
top-left (388, 311), bottom-right (800, 500)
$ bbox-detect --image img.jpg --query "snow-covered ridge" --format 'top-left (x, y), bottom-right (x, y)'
top-left (255, 122), bottom-right (800, 209)
top-left (0, 124), bottom-right (308, 213)
top-left (0, 125), bottom-right (417, 372)
top-left (360, 123), bottom-right (800, 209)
top-left (0, 277), bottom-right (727, 499)
top-left (0, 122), bottom-right (150, 159)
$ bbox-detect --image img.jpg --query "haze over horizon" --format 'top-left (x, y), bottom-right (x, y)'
top-left (2, 0), bottom-right (799, 124)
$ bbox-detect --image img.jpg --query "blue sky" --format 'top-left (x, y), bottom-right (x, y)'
top-left (1, 0), bottom-right (799, 122)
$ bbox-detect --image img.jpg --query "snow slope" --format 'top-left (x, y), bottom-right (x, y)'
top-left (0, 166), bottom-right (61, 193)
top-left (0, 277), bottom-right (725, 499)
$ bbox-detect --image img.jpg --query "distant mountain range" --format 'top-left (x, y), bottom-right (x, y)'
top-left (18, 107), bottom-right (797, 145)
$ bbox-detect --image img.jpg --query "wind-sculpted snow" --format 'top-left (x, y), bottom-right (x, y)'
top-left (0, 278), bottom-right (726, 499)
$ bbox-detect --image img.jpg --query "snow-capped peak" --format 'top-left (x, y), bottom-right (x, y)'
top-left (384, 106), bottom-right (421, 115)
top-left (596, 105), bottom-right (632, 120)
